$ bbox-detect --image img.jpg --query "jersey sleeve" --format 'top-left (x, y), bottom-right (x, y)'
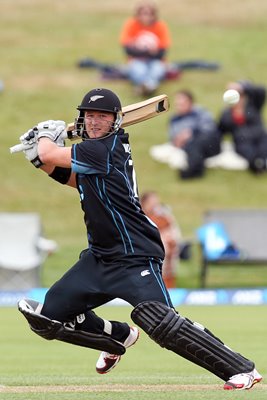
top-left (71, 141), bottom-right (111, 175)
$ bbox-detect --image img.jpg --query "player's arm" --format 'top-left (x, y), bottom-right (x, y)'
top-left (19, 120), bottom-right (76, 188)
top-left (40, 164), bottom-right (76, 188)
top-left (38, 138), bottom-right (71, 168)
top-left (38, 138), bottom-right (76, 188)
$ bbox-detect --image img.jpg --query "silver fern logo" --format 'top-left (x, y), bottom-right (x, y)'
top-left (89, 95), bottom-right (104, 103)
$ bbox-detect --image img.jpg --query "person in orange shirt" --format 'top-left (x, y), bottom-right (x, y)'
top-left (120, 1), bottom-right (171, 96)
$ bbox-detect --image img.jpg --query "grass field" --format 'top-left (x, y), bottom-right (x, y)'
top-left (0, 305), bottom-right (267, 399)
top-left (1, 2), bottom-right (267, 396)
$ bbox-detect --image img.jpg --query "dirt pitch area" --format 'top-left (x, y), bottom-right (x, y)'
top-left (0, 384), bottom-right (266, 393)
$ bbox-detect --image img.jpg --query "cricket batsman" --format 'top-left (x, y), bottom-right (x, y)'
top-left (17, 88), bottom-right (262, 390)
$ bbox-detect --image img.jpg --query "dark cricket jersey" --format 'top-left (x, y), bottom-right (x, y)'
top-left (71, 129), bottom-right (165, 261)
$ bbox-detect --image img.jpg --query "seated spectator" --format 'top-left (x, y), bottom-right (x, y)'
top-left (168, 90), bottom-right (220, 179)
top-left (119, 1), bottom-right (171, 96)
top-left (218, 80), bottom-right (267, 174)
top-left (140, 191), bottom-right (181, 288)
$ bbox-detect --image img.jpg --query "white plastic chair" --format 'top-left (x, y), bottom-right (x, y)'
top-left (0, 212), bottom-right (57, 290)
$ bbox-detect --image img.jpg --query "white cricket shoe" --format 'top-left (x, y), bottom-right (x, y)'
top-left (224, 368), bottom-right (262, 390)
top-left (96, 326), bottom-right (139, 374)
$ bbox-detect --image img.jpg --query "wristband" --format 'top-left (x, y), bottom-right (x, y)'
top-left (49, 166), bottom-right (72, 184)
top-left (31, 156), bottom-right (44, 168)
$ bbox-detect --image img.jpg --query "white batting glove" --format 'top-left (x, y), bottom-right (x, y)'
top-left (36, 120), bottom-right (66, 147)
top-left (19, 128), bottom-right (43, 168)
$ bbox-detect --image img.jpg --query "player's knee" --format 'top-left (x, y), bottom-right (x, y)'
top-left (131, 300), bottom-right (184, 347)
top-left (41, 286), bottom-right (69, 321)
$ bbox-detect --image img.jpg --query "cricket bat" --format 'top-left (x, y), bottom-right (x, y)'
top-left (10, 94), bottom-right (169, 153)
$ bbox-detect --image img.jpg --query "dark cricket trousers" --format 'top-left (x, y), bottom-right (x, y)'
top-left (41, 250), bottom-right (173, 341)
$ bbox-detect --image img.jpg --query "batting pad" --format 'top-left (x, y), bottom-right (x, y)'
top-left (131, 301), bottom-right (254, 381)
top-left (18, 298), bottom-right (126, 355)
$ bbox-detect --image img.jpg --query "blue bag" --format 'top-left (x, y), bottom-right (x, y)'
top-left (197, 222), bottom-right (240, 260)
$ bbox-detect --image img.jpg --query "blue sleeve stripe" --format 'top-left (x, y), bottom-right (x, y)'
top-left (73, 159), bottom-right (93, 168)
top-left (71, 143), bottom-right (103, 174)
top-left (72, 163), bottom-right (98, 174)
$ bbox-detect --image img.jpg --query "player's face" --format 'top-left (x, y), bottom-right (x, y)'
top-left (84, 110), bottom-right (115, 139)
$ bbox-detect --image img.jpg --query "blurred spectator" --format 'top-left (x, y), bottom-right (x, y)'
top-left (168, 90), bottom-right (220, 179)
top-left (119, 1), bottom-right (171, 96)
top-left (218, 80), bottom-right (267, 174)
top-left (140, 191), bottom-right (181, 288)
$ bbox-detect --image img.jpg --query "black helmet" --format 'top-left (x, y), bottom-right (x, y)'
top-left (78, 88), bottom-right (122, 113)
top-left (75, 88), bottom-right (123, 138)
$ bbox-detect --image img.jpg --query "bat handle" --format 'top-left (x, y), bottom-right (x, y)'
top-left (9, 143), bottom-right (28, 154)
top-left (10, 129), bottom-right (80, 154)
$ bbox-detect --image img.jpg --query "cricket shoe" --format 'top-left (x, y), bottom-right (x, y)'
top-left (223, 368), bottom-right (262, 390)
top-left (96, 326), bottom-right (139, 374)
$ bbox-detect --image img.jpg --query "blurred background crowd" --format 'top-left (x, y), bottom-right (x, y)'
top-left (2, 0), bottom-right (267, 290)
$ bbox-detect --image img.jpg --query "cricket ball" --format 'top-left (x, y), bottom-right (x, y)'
top-left (223, 89), bottom-right (240, 105)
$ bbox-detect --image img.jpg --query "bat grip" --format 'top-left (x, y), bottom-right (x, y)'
top-left (10, 133), bottom-right (80, 154)
top-left (9, 143), bottom-right (28, 154)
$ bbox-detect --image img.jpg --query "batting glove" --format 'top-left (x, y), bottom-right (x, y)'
top-left (19, 128), bottom-right (43, 168)
top-left (36, 120), bottom-right (66, 147)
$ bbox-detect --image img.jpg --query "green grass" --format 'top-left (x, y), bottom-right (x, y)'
top-left (0, 305), bottom-right (267, 399)
top-left (2, 1), bottom-right (267, 288)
